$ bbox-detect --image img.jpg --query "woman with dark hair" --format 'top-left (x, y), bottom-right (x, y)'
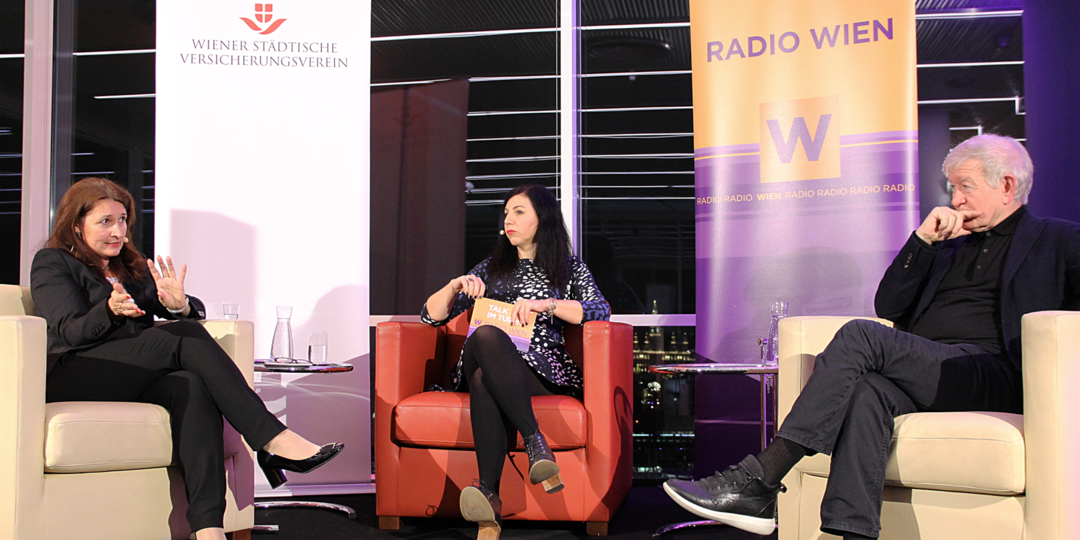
top-left (31, 177), bottom-right (343, 540)
top-left (422, 184), bottom-right (611, 540)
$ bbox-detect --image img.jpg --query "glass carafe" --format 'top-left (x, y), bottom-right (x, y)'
top-left (270, 306), bottom-right (294, 362)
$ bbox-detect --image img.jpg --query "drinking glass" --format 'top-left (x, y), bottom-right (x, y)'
top-left (222, 303), bottom-right (239, 319)
top-left (308, 332), bottom-right (328, 364)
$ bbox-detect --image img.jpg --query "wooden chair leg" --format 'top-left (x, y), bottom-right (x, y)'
top-left (230, 529), bottom-right (252, 540)
top-left (586, 521), bottom-right (609, 536)
top-left (379, 516), bottom-right (402, 530)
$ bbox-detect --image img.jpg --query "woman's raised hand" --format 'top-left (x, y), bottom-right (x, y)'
top-left (451, 274), bottom-right (486, 299)
top-left (147, 255), bottom-right (187, 310)
top-left (109, 282), bottom-right (146, 318)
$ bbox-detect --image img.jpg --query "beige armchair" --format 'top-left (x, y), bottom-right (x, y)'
top-left (777, 314), bottom-right (1080, 540)
top-left (0, 284), bottom-right (255, 540)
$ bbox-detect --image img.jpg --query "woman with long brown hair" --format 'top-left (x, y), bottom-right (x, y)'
top-left (31, 177), bottom-right (343, 540)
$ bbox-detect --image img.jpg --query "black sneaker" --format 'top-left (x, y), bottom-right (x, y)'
top-left (662, 455), bottom-right (785, 535)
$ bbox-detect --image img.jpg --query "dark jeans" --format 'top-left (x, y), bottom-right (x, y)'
top-left (775, 319), bottom-right (1022, 538)
top-left (45, 320), bottom-right (286, 532)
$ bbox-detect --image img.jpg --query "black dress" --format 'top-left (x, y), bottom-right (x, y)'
top-left (421, 256), bottom-right (611, 392)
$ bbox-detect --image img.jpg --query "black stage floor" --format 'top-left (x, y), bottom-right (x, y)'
top-left (251, 486), bottom-right (779, 540)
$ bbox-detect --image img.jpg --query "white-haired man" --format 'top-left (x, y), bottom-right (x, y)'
top-left (664, 134), bottom-right (1080, 539)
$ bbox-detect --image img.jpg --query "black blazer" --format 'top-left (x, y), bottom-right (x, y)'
top-left (875, 208), bottom-right (1080, 369)
top-left (30, 248), bottom-right (207, 361)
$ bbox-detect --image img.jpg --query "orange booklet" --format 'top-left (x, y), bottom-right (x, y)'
top-left (468, 298), bottom-right (536, 351)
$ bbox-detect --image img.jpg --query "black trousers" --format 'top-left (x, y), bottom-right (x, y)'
top-left (45, 320), bottom-right (286, 532)
top-left (776, 319), bottom-right (1022, 538)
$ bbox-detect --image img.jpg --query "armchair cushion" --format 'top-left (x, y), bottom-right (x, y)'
top-left (44, 402), bottom-right (173, 473)
top-left (392, 392), bottom-right (587, 450)
top-left (796, 410), bottom-right (1024, 495)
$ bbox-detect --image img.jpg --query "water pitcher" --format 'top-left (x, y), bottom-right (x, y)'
top-left (270, 306), bottom-right (294, 362)
top-left (764, 301), bottom-right (788, 365)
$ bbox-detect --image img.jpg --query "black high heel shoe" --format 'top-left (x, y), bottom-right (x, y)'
top-left (257, 442), bottom-right (344, 489)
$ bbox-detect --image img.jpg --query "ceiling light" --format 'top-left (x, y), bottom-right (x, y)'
top-left (94, 94), bottom-right (155, 100)
top-left (914, 9), bottom-right (1022, 20)
top-left (589, 37), bottom-right (673, 62)
top-left (74, 49), bottom-right (155, 57)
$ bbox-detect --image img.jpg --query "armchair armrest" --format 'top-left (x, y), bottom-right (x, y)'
top-left (374, 321), bottom-right (443, 517)
top-left (580, 321), bottom-right (634, 521)
top-left (1020, 311), bottom-right (1080, 540)
top-left (775, 316), bottom-right (893, 537)
top-left (199, 320), bottom-right (255, 388)
top-left (776, 316), bottom-right (893, 426)
top-left (375, 322), bottom-right (443, 406)
top-left (0, 315), bottom-right (47, 540)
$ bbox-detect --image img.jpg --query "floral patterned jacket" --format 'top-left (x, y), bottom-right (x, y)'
top-left (421, 256), bottom-right (610, 391)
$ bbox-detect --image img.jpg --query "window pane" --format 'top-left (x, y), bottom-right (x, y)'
top-left (579, 4), bottom-right (694, 314)
top-left (370, 0), bottom-right (560, 315)
top-left (915, 14), bottom-right (1025, 216)
top-left (0, 2), bottom-right (24, 284)
top-left (67, 2), bottom-right (156, 255)
top-left (633, 325), bottom-right (696, 480)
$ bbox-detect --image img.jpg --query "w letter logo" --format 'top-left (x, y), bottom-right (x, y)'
top-left (759, 96), bottom-right (840, 183)
top-left (241, 4), bottom-right (287, 35)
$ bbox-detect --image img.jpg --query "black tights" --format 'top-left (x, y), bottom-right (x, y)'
top-left (461, 325), bottom-right (556, 495)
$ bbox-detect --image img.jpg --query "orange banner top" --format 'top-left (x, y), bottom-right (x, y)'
top-left (690, 0), bottom-right (916, 149)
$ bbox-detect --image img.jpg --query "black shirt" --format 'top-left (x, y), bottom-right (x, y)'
top-left (909, 206), bottom-right (1027, 357)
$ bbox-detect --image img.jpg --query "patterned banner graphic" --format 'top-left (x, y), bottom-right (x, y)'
top-left (692, 0), bottom-right (919, 364)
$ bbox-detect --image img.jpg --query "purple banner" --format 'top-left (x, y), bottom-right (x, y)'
top-left (689, 0), bottom-right (918, 474)
top-left (696, 132), bottom-right (919, 362)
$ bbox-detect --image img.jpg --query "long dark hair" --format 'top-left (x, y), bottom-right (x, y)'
top-left (487, 184), bottom-right (573, 292)
top-left (45, 177), bottom-right (147, 282)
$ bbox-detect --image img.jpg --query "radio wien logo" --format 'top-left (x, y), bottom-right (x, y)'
top-left (240, 4), bottom-right (287, 35)
top-left (759, 96), bottom-right (840, 183)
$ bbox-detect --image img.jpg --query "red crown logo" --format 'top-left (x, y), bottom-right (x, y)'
top-left (241, 4), bottom-right (287, 35)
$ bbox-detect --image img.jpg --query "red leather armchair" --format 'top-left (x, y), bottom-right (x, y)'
top-left (375, 313), bottom-right (633, 536)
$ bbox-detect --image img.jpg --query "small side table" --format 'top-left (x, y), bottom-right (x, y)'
top-left (647, 362), bottom-right (779, 537)
top-left (252, 360), bottom-right (357, 533)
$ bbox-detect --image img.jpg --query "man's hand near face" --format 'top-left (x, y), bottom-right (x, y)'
top-left (915, 206), bottom-right (982, 245)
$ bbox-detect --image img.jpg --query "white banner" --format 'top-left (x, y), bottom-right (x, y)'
top-left (157, 0), bottom-right (371, 493)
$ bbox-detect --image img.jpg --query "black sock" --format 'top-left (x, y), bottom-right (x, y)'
top-left (755, 436), bottom-right (807, 486)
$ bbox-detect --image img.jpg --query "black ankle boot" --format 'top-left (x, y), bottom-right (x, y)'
top-left (257, 442), bottom-right (344, 489)
top-left (460, 480), bottom-right (502, 540)
top-left (523, 432), bottom-right (563, 493)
